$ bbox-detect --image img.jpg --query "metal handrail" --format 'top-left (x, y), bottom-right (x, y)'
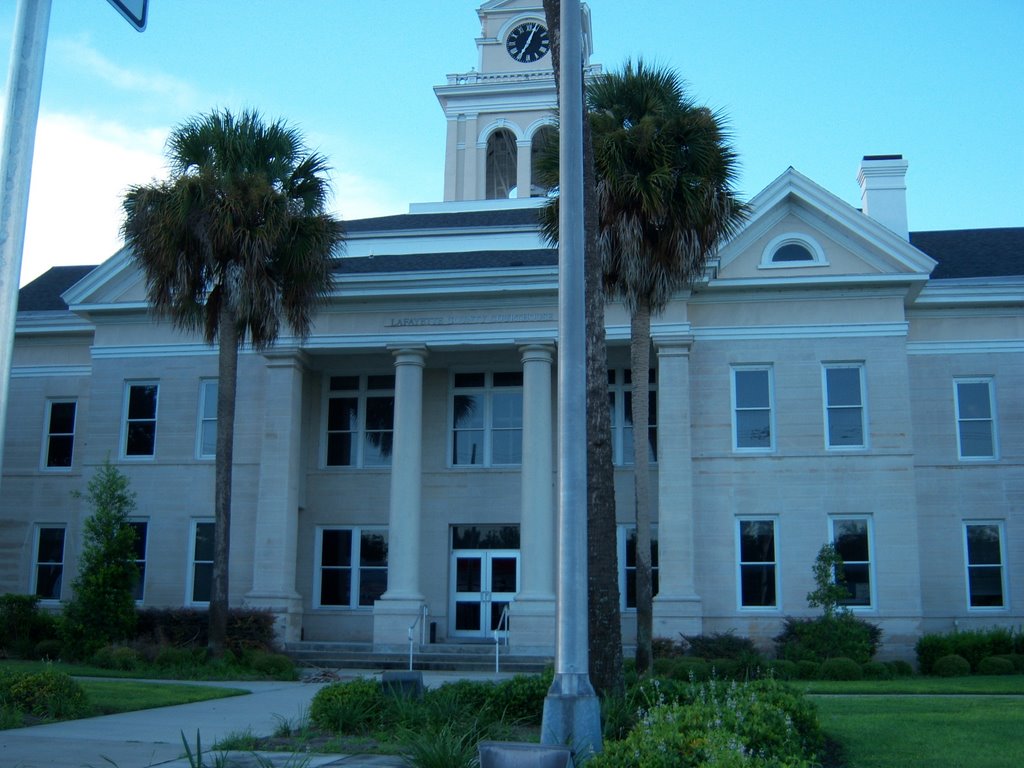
top-left (493, 604), bottom-right (510, 673)
top-left (407, 604), bottom-right (429, 671)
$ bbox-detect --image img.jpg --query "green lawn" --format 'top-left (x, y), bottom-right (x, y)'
top-left (797, 675), bottom-right (1024, 696)
top-left (814, 694), bottom-right (1024, 768)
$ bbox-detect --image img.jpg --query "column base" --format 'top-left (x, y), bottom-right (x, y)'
top-left (508, 596), bottom-right (556, 655)
top-left (372, 597), bottom-right (427, 652)
top-left (243, 590), bottom-right (303, 643)
top-left (652, 594), bottom-right (704, 641)
top-left (541, 673), bottom-right (602, 759)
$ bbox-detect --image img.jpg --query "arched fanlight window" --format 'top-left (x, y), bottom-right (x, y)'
top-left (760, 233), bottom-right (828, 268)
top-left (486, 128), bottom-right (518, 199)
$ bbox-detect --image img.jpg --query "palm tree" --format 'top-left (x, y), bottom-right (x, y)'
top-left (122, 109), bottom-right (344, 652)
top-left (589, 61), bottom-right (745, 674)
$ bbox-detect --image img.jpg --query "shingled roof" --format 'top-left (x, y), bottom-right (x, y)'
top-left (910, 227), bottom-right (1024, 279)
top-left (335, 249), bottom-right (557, 274)
top-left (345, 207), bottom-right (541, 234)
top-left (16, 265), bottom-right (96, 312)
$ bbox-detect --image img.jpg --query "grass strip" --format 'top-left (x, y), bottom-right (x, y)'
top-left (795, 675), bottom-right (1024, 696)
top-left (80, 680), bottom-right (248, 716)
top-left (814, 694), bottom-right (1024, 768)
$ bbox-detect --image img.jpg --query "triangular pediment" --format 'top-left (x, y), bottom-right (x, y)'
top-left (713, 168), bottom-right (936, 287)
top-left (61, 247), bottom-right (149, 310)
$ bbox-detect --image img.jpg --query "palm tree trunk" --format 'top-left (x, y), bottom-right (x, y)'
top-left (631, 298), bottom-right (653, 675)
top-left (544, 0), bottom-right (624, 697)
top-left (209, 298), bottom-right (238, 654)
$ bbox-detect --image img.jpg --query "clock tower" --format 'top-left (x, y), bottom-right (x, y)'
top-left (434, 1), bottom-right (595, 202)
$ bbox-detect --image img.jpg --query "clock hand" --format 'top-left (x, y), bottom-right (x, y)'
top-left (523, 25), bottom-right (537, 54)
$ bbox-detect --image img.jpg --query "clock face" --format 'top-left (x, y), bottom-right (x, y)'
top-left (505, 21), bottom-right (550, 63)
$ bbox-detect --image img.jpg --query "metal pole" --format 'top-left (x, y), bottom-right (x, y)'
top-left (540, 0), bottom-right (602, 758)
top-left (0, 0), bottom-right (52, 491)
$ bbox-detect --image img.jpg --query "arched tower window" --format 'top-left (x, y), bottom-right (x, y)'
top-left (486, 129), bottom-right (518, 199)
top-left (530, 125), bottom-right (557, 197)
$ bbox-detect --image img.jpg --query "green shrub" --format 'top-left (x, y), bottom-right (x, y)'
top-left (1002, 654), bottom-right (1024, 673)
top-left (652, 636), bottom-right (683, 658)
top-left (775, 613), bottom-right (881, 664)
top-left (310, 677), bottom-right (387, 733)
top-left (861, 660), bottom-right (894, 680)
top-left (796, 660), bottom-right (820, 680)
top-left (489, 671), bottom-right (552, 724)
top-left (0, 594), bottom-right (60, 659)
top-left (239, 649), bottom-right (296, 678)
top-left (426, 679), bottom-right (497, 723)
top-left (682, 630), bottom-right (759, 660)
top-left (33, 638), bottom-right (62, 661)
top-left (154, 645), bottom-right (209, 671)
top-left (933, 654), bottom-right (971, 677)
top-left (667, 657), bottom-right (712, 682)
top-left (819, 657), bottom-right (862, 680)
top-left (977, 656), bottom-right (1015, 676)
top-left (916, 627), bottom-right (1022, 674)
top-left (886, 659), bottom-right (915, 677)
top-left (767, 659), bottom-right (798, 680)
top-left (91, 645), bottom-right (140, 671)
top-left (6, 669), bottom-right (89, 720)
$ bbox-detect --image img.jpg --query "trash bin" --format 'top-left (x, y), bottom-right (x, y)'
top-left (478, 741), bottom-right (573, 768)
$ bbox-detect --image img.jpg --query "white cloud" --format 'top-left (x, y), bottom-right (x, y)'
top-left (20, 111), bottom-right (168, 285)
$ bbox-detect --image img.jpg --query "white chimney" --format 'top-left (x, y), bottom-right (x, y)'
top-left (856, 155), bottom-right (909, 240)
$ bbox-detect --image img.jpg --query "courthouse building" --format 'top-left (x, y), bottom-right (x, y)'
top-left (3, 1), bottom-right (1022, 659)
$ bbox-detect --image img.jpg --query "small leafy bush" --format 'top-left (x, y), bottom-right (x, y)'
top-left (33, 638), bottom-right (62, 661)
top-left (916, 627), bottom-right (1020, 674)
top-left (426, 679), bottom-right (497, 724)
top-left (886, 660), bottom-right (914, 677)
top-left (977, 656), bottom-right (1015, 676)
top-left (1001, 654), bottom-right (1024, 673)
top-left (400, 721), bottom-right (480, 768)
top-left (0, 594), bottom-right (59, 659)
top-left (861, 660), bottom-right (894, 680)
top-left (489, 670), bottom-right (552, 724)
top-left (310, 677), bottom-right (387, 733)
top-left (682, 630), bottom-right (759, 660)
top-left (6, 668), bottom-right (89, 720)
top-left (154, 645), bottom-right (209, 671)
top-left (820, 657), bottom-right (862, 681)
top-left (91, 645), bottom-right (141, 671)
top-left (796, 660), bottom-right (821, 680)
top-left (652, 636), bottom-right (684, 658)
top-left (668, 657), bottom-right (712, 682)
top-left (775, 613), bottom-right (881, 664)
top-left (134, 607), bottom-right (279, 653)
top-left (239, 649), bottom-right (295, 678)
top-left (933, 654), bottom-right (971, 678)
top-left (767, 659), bottom-right (798, 680)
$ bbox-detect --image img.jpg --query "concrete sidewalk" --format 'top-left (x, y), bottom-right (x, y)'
top-left (0, 670), bottom-right (515, 768)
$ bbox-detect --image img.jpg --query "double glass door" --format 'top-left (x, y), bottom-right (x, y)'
top-left (450, 550), bottom-right (519, 639)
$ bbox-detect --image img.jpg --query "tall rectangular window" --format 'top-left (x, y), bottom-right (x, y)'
top-left (732, 367), bottom-right (773, 450)
top-left (964, 523), bottom-right (1005, 608)
top-left (738, 519), bottom-right (777, 608)
top-left (955, 379), bottom-right (996, 459)
top-left (831, 517), bottom-right (872, 607)
top-left (188, 520), bottom-right (214, 604)
top-left (325, 375), bottom-right (395, 467)
top-left (196, 380), bottom-right (218, 459)
top-left (129, 520), bottom-right (148, 602)
top-left (315, 527), bottom-right (388, 608)
top-left (619, 525), bottom-right (659, 610)
top-left (123, 382), bottom-right (158, 457)
top-left (451, 372), bottom-right (523, 466)
top-left (823, 364), bottom-right (865, 448)
top-left (34, 526), bottom-right (66, 600)
top-left (43, 399), bottom-right (77, 469)
top-left (608, 369), bottom-right (657, 465)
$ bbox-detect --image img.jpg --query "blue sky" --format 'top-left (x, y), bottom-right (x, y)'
top-left (2, 0), bottom-right (1022, 285)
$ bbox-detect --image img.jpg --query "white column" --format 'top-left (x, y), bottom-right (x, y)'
top-left (652, 335), bottom-right (702, 637)
top-left (511, 343), bottom-right (556, 652)
top-left (373, 346), bottom-right (427, 649)
top-left (516, 139), bottom-right (533, 198)
top-left (245, 349), bottom-right (306, 642)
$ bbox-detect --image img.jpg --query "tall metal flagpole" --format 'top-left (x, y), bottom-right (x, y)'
top-left (0, 0), bottom-right (52, 491)
top-left (540, 0), bottom-right (602, 758)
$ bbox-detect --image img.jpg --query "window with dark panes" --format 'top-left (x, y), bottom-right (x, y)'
top-left (197, 380), bottom-right (217, 459)
top-left (34, 526), bottom-right (65, 600)
top-left (190, 521), bottom-right (214, 603)
top-left (739, 519), bottom-right (777, 608)
top-left (325, 375), bottom-right (394, 467)
top-left (621, 525), bottom-right (659, 610)
top-left (129, 521), bottom-right (148, 601)
top-left (831, 518), bottom-right (871, 607)
top-left (955, 379), bottom-right (995, 459)
top-left (608, 368), bottom-right (657, 465)
top-left (124, 383), bottom-right (158, 457)
top-left (451, 372), bottom-right (522, 466)
top-left (964, 523), bottom-right (1004, 608)
top-left (316, 527), bottom-right (388, 608)
top-left (44, 400), bottom-right (77, 468)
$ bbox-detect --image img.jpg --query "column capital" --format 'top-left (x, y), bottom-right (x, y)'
top-left (261, 347), bottom-right (310, 370)
top-left (388, 345), bottom-right (428, 366)
top-left (518, 341), bottom-right (555, 363)
top-left (654, 334), bottom-right (695, 356)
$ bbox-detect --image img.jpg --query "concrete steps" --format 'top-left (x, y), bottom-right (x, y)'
top-left (284, 641), bottom-right (552, 674)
